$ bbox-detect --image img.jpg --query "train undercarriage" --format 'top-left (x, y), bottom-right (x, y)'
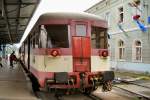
top-left (20, 60), bottom-right (114, 95)
top-left (42, 71), bottom-right (114, 94)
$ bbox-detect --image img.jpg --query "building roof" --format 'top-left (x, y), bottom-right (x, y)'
top-left (85, 0), bottom-right (105, 12)
top-left (0, 0), bottom-right (39, 45)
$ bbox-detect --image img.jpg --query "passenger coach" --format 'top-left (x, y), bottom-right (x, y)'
top-left (19, 12), bottom-right (114, 93)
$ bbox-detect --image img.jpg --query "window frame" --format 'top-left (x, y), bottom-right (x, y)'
top-left (43, 24), bottom-right (70, 48)
top-left (118, 6), bottom-right (124, 23)
top-left (75, 21), bottom-right (88, 36)
top-left (132, 40), bottom-right (142, 62)
top-left (118, 39), bottom-right (125, 61)
top-left (105, 12), bottom-right (111, 27)
top-left (91, 26), bottom-right (108, 49)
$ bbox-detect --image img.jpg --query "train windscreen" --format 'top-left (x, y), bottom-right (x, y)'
top-left (91, 26), bottom-right (108, 49)
top-left (42, 25), bottom-right (69, 48)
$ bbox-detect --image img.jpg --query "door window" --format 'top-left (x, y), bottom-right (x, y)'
top-left (76, 24), bottom-right (86, 36)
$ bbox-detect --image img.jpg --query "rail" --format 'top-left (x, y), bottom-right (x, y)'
top-left (85, 94), bottom-right (102, 100)
top-left (113, 85), bottom-right (150, 100)
top-left (120, 79), bottom-right (150, 89)
top-left (113, 79), bottom-right (150, 100)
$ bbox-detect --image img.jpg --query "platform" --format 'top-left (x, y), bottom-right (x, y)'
top-left (0, 59), bottom-right (39, 100)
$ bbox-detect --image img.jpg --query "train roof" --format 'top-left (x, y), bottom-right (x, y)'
top-left (39, 12), bottom-right (105, 21)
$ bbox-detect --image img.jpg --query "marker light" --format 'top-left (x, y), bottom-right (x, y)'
top-left (99, 50), bottom-right (108, 58)
top-left (51, 50), bottom-right (59, 57)
top-left (102, 50), bottom-right (108, 57)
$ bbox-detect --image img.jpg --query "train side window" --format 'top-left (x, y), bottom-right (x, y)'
top-left (39, 25), bottom-right (47, 48)
top-left (30, 40), bottom-right (32, 48)
top-left (35, 35), bottom-right (39, 48)
top-left (39, 33), bottom-right (42, 48)
top-left (33, 35), bottom-right (35, 49)
top-left (33, 27), bottom-right (39, 48)
top-left (91, 26), bottom-right (107, 49)
top-left (30, 34), bottom-right (32, 48)
top-left (45, 25), bottom-right (69, 48)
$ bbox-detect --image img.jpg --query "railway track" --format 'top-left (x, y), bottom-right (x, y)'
top-left (113, 79), bottom-right (150, 100)
top-left (57, 93), bottom-right (102, 100)
top-left (120, 80), bottom-right (150, 89)
top-left (54, 94), bottom-right (102, 100)
top-left (36, 91), bottom-right (102, 100)
top-left (84, 94), bottom-right (102, 100)
top-left (35, 79), bottom-right (150, 100)
top-left (114, 85), bottom-right (150, 100)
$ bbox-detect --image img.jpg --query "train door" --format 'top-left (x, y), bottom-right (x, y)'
top-left (72, 22), bottom-right (91, 72)
top-left (27, 36), bottom-right (30, 70)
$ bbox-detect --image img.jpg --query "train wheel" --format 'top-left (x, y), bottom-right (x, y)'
top-left (102, 81), bottom-right (112, 92)
top-left (107, 81), bottom-right (112, 91)
top-left (84, 87), bottom-right (93, 94)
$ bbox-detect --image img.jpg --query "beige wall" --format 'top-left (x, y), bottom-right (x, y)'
top-left (86, 0), bottom-right (150, 72)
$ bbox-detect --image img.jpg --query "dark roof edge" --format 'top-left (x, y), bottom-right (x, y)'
top-left (84, 0), bottom-right (105, 12)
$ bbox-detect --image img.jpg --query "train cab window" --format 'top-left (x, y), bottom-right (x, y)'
top-left (91, 26), bottom-right (107, 49)
top-left (33, 38), bottom-right (35, 48)
top-left (35, 35), bottom-right (39, 48)
top-left (39, 25), bottom-right (48, 48)
top-left (44, 25), bottom-right (69, 48)
top-left (76, 24), bottom-right (86, 36)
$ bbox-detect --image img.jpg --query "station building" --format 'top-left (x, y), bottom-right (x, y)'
top-left (86, 0), bottom-right (150, 72)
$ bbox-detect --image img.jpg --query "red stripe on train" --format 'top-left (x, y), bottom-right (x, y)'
top-left (33, 48), bottom-right (72, 55)
top-left (31, 48), bottom-right (105, 56)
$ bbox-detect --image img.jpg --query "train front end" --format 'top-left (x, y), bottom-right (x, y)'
top-left (38, 13), bottom-right (115, 93)
top-left (19, 12), bottom-right (115, 93)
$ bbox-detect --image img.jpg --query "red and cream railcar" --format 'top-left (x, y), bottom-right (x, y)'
top-left (20, 12), bottom-right (114, 92)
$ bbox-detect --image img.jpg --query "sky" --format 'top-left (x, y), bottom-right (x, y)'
top-left (16, 0), bottom-right (101, 48)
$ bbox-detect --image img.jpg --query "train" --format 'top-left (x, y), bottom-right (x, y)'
top-left (19, 12), bottom-right (114, 94)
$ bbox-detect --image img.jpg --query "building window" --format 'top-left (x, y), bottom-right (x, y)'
top-left (133, 40), bottom-right (142, 62)
top-left (118, 7), bottom-right (124, 23)
top-left (105, 12), bottom-right (110, 27)
top-left (118, 40), bottom-right (125, 60)
top-left (129, 0), bottom-right (141, 18)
